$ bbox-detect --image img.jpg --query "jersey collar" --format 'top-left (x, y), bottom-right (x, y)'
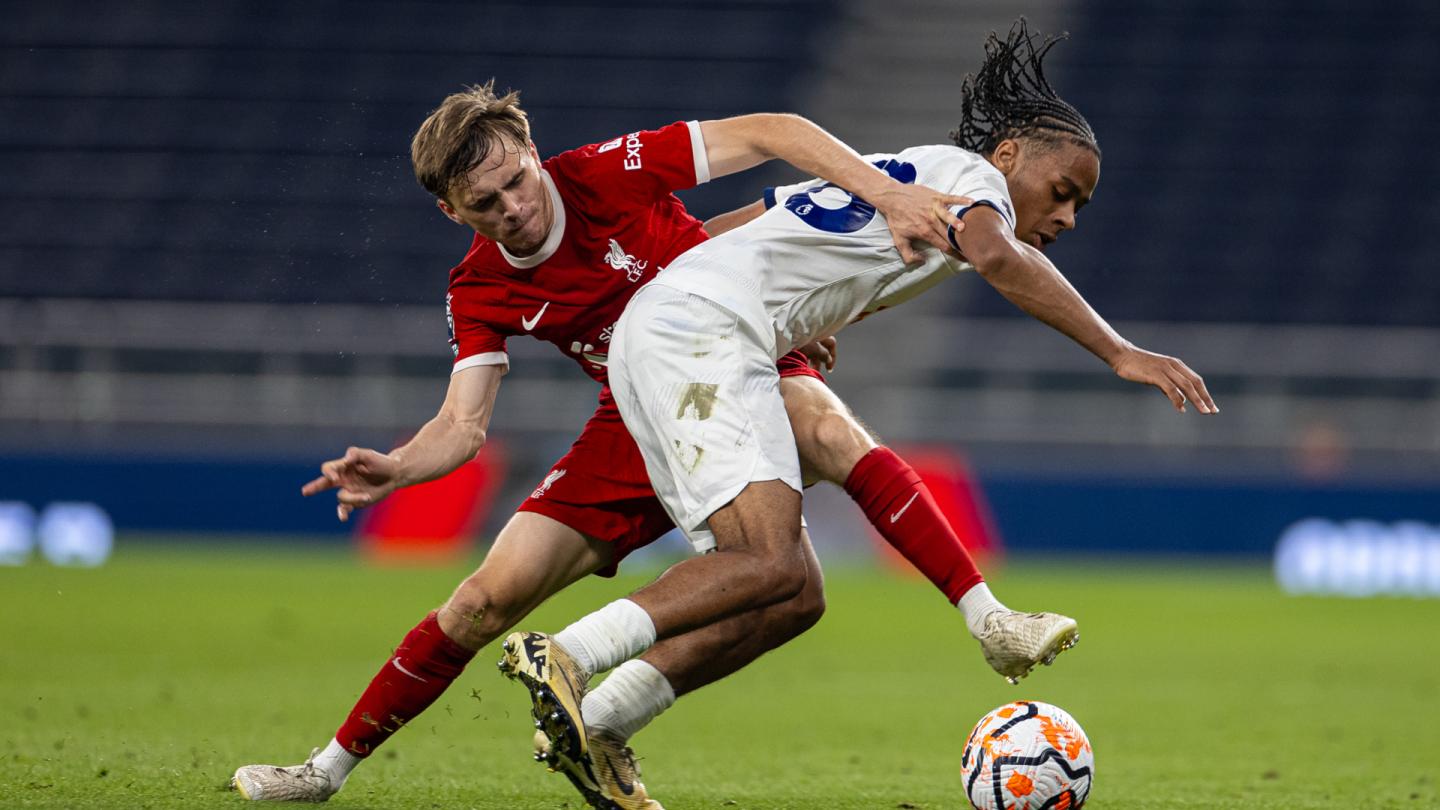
top-left (497, 168), bottom-right (566, 269)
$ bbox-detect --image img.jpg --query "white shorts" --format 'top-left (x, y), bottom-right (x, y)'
top-left (608, 282), bottom-right (803, 552)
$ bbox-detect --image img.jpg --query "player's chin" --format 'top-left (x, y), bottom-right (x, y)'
top-left (507, 221), bottom-right (543, 252)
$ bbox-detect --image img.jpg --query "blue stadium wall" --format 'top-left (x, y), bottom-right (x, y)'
top-left (4, 455), bottom-right (1439, 556)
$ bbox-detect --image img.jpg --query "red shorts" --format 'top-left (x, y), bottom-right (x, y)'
top-left (516, 350), bottom-right (824, 576)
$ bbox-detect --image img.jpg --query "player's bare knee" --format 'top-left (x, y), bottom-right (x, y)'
top-left (440, 575), bottom-right (519, 647)
top-left (792, 569), bottom-right (827, 632)
top-left (751, 546), bottom-right (810, 604)
top-left (798, 407), bottom-right (876, 485)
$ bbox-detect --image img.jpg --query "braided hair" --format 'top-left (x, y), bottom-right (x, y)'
top-left (950, 18), bottom-right (1099, 158)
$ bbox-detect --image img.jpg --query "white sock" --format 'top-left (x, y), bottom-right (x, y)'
top-left (957, 581), bottom-right (1008, 637)
top-left (581, 659), bottom-right (676, 742)
top-left (553, 599), bottom-right (657, 678)
top-left (311, 738), bottom-right (361, 787)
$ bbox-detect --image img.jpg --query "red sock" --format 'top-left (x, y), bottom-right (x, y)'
top-left (844, 446), bottom-right (985, 604)
top-left (334, 611), bottom-right (475, 756)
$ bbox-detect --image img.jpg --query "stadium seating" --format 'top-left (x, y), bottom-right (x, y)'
top-left (3, 0), bottom-right (1436, 325)
top-left (0, 0), bottom-right (839, 303)
top-left (967, 0), bottom-right (1440, 326)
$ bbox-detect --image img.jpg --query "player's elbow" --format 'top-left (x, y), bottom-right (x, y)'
top-left (465, 425), bottom-right (488, 456)
top-left (969, 238), bottom-right (1026, 282)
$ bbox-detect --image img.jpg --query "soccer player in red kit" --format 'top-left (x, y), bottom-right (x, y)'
top-left (232, 83), bottom-right (1069, 806)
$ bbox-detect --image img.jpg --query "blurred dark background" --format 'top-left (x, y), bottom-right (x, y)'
top-left (2, 0), bottom-right (1438, 566)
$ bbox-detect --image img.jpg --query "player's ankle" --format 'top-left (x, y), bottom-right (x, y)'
top-left (312, 739), bottom-right (362, 788)
top-left (957, 581), bottom-right (1007, 638)
top-left (581, 659), bottom-right (675, 742)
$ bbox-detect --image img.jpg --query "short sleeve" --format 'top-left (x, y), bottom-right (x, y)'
top-left (554, 121), bottom-right (710, 203)
top-left (947, 164), bottom-right (1016, 229)
top-left (764, 177), bottom-right (824, 210)
top-left (941, 161), bottom-right (1016, 252)
top-left (446, 292), bottom-right (509, 375)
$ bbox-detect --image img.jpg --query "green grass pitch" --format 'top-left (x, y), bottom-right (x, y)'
top-left (3, 542), bottom-right (1438, 809)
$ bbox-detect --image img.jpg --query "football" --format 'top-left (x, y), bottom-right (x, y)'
top-left (961, 701), bottom-right (1094, 810)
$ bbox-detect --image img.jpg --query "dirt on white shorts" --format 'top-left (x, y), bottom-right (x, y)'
top-left (607, 282), bottom-right (803, 552)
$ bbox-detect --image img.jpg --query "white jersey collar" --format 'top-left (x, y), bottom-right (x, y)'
top-left (498, 168), bottom-right (566, 269)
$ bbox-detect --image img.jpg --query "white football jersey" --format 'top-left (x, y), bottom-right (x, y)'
top-left (656, 144), bottom-right (1016, 357)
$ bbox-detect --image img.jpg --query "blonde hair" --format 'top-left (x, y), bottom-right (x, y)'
top-left (411, 80), bottom-right (531, 200)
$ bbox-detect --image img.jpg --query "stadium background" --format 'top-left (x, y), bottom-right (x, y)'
top-left (3, 2), bottom-right (1440, 808)
top-left (3, 0), bottom-right (1437, 559)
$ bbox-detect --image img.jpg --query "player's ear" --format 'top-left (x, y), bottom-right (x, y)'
top-left (991, 139), bottom-right (1020, 176)
top-left (436, 197), bottom-right (464, 225)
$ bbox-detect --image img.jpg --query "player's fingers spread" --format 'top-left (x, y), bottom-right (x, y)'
top-left (337, 504), bottom-right (351, 523)
top-left (933, 200), bottom-right (964, 229)
top-left (301, 475), bottom-right (335, 496)
top-left (336, 489), bottom-right (373, 507)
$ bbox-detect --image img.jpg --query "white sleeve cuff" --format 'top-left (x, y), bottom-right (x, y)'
top-left (686, 120), bottom-right (711, 185)
top-left (452, 351), bottom-right (509, 375)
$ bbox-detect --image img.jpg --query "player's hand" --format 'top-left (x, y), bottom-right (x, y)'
top-left (872, 185), bottom-right (972, 264)
top-left (1111, 346), bottom-right (1218, 414)
top-left (301, 446), bottom-right (401, 522)
top-left (797, 336), bottom-right (839, 372)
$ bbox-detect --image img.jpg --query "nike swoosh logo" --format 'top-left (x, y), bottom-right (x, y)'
top-left (890, 492), bottom-right (920, 523)
top-left (391, 657), bottom-right (429, 683)
top-left (606, 759), bottom-right (636, 796)
top-left (521, 301), bottom-right (550, 331)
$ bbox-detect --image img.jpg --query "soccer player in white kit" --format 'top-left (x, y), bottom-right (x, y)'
top-left (504, 20), bottom-right (1218, 807)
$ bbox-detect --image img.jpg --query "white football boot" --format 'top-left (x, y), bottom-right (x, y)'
top-left (974, 610), bottom-right (1080, 684)
top-left (230, 748), bottom-right (338, 802)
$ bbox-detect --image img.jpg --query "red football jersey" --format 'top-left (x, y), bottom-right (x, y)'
top-left (446, 120), bottom-right (712, 383)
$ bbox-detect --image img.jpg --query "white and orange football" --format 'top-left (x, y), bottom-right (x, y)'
top-left (961, 701), bottom-right (1094, 810)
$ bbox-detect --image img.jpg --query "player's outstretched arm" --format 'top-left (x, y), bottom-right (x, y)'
top-left (301, 363), bottom-right (505, 520)
top-left (698, 114), bottom-right (969, 263)
top-left (956, 206), bottom-right (1217, 414)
